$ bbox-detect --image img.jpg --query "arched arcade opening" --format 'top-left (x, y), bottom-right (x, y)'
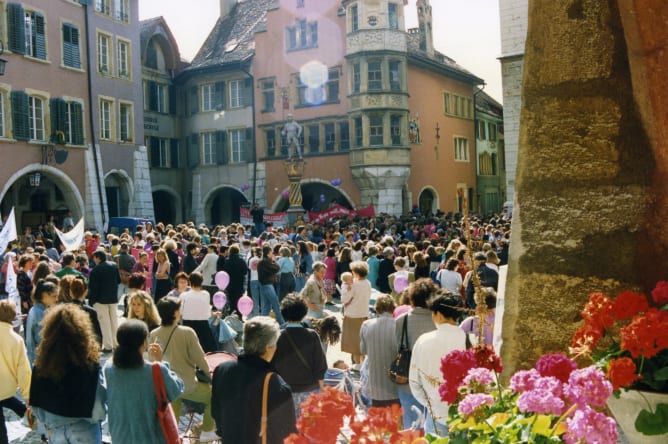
top-left (273, 181), bottom-right (354, 212)
top-left (204, 186), bottom-right (249, 226)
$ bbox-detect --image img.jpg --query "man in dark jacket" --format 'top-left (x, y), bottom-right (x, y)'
top-left (212, 316), bottom-right (295, 443)
top-left (88, 250), bottom-right (120, 352)
top-left (183, 242), bottom-right (199, 274)
top-left (465, 252), bottom-right (499, 309)
top-left (223, 244), bottom-right (248, 316)
top-left (257, 245), bottom-right (284, 324)
top-left (377, 247), bottom-right (395, 294)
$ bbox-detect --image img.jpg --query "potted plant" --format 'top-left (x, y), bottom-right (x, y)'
top-left (570, 282), bottom-right (668, 440)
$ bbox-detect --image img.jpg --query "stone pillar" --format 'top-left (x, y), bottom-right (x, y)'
top-left (84, 144), bottom-right (107, 233)
top-left (191, 172), bottom-right (205, 224)
top-left (283, 159), bottom-right (305, 223)
top-left (130, 146), bottom-right (155, 219)
top-left (502, 0), bottom-right (655, 375)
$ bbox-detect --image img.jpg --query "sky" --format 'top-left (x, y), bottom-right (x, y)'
top-left (138, 0), bottom-right (503, 103)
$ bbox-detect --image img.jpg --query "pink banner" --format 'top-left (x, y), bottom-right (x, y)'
top-left (308, 204), bottom-right (375, 224)
top-left (240, 208), bottom-right (288, 227)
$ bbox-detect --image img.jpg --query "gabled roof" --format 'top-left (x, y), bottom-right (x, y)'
top-left (180, 0), bottom-right (274, 77)
top-left (140, 16), bottom-right (182, 70)
top-left (476, 90), bottom-right (503, 118)
top-left (406, 30), bottom-right (484, 85)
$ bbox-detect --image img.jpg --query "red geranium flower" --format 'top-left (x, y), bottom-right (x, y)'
top-left (611, 290), bottom-right (649, 321)
top-left (581, 292), bottom-right (615, 330)
top-left (620, 309), bottom-right (668, 359)
top-left (571, 324), bottom-right (603, 353)
top-left (651, 280), bottom-right (668, 305)
top-left (473, 344), bottom-right (503, 374)
top-left (439, 349), bottom-right (477, 403)
top-left (606, 357), bottom-right (641, 391)
top-left (535, 352), bottom-right (577, 383)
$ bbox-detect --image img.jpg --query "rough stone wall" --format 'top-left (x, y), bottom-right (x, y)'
top-left (502, 0), bottom-right (660, 375)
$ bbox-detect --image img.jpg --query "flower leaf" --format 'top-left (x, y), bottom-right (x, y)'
top-left (635, 403), bottom-right (668, 435)
top-left (653, 366), bottom-right (668, 381)
top-left (531, 415), bottom-right (553, 437)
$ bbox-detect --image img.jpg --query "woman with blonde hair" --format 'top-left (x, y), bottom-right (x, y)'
top-left (127, 290), bottom-right (161, 331)
top-left (153, 248), bottom-right (171, 302)
top-left (30, 304), bottom-right (106, 443)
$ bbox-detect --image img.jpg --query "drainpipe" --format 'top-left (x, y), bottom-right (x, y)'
top-left (239, 62), bottom-right (257, 205)
top-left (83, 3), bottom-right (106, 229)
top-left (473, 84), bottom-right (485, 215)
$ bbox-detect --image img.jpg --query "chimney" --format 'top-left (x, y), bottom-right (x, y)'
top-left (220, 0), bottom-right (237, 17)
top-left (417, 0), bottom-right (434, 55)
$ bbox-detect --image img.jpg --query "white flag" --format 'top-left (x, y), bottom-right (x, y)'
top-left (0, 207), bottom-right (17, 255)
top-left (55, 217), bottom-right (85, 252)
top-left (4, 255), bottom-right (21, 327)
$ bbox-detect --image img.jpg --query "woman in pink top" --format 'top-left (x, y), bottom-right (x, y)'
top-left (323, 248), bottom-right (337, 304)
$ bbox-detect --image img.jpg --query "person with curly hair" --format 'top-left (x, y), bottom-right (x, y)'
top-left (29, 304), bottom-right (106, 443)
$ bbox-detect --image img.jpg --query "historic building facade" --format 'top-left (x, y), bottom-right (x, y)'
top-left (475, 90), bottom-right (505, 216)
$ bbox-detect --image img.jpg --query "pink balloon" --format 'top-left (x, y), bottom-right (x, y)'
top-left (394, 274), bottom-right (409, 293)
top-left (237, 295), bottom-right (254, 317)
top-left (214, 271), bottom-right (230, 290)
top-left (213, 291), bottom-right (227, 310)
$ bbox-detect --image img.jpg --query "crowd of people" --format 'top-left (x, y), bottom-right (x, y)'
top-left (0, 210), bottom-right (510, 443)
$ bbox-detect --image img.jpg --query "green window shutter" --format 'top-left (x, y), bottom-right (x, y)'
top-left (149, 137), bottom-right (160, 168)
top-left (214, 81), bottom-right (226, 110)
top-left (168, 86), bottom-right (176, 115)
top-left (62, 24), bottom-right (81, 69)
top-left (216, 131), bottom-right (227, 165)
top-left (11, 90), bottom-right (30, 141)
top-left (148, 81), bottom-right (158, 112)
top-left (34, 13), bottom-right (47, 60)
top-left (71, 102), bottom-right (84, 145)
top-left (244, 127), bottom-right (254, 163)
top-left (242, 78), bottom-right (252, 107)
top-left (49, 98), bottom-right (67, 143)
top-left (170, 139), bottom-right (179, 168)
top-left (190, 87), bottom-right (199, 115)
top-left (188, 133), bottom-right (200, 167)
top-left (7, 3), bottom-right (25, 55)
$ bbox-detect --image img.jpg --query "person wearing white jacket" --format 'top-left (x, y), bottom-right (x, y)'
top-left (340, 261), bottom-right (371, 365)
top-left (195, 244), bottom-right (219, 287)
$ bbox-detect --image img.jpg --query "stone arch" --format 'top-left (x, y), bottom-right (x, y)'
top-left (417, 186), bottom-right (439, 215)
top-left (202, 185), bottom-right (250, 226)
top-left (104, 170), bottom-right (133, 218)
top-left (0, 164), bottom-right (84, 229)
top-left (270, 179), bottom-right (356, 212)
top-left (152, 185), bottom-right (182, 225)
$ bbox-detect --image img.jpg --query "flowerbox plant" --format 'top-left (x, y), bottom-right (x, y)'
top-left (570, 282), bottom-right (668, 436)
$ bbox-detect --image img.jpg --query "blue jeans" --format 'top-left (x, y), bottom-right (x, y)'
top-left (424, 415), bottom-right (447, 437)
top-left (249, 280), bottom-right (261, 318)
top-left (260, 284), bottom-right (285, 324)
top-left (48, 420), bottom-right (101, 444)
top-left (295, 275), bottom-right (306, 293)
top-left (398, 388), bottom-right (425, 430)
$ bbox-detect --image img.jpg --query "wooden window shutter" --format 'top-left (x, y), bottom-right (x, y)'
top-left (168, 85), bottom-right (176, 115)
top-left (244, 127), bottom-right (254, 162)
top-left (190, 86), bottom-right (199, 115)
top-left (170, 139), bottom-right (179, 168)
top-left (215, 81), bottom-right (226, 110)
top-left (11, 90), bottom-right (30, 141)
top-left (242, 78), bottom-right (252, 107)
top-left (34, 13), bottom-right (47, 60)
top-left (216, 130), bottom-right (227, 165)
top-left (7, 3), bottom-right (25, 54)
top-left (49, 98), bottom-right (67, 143)
top-left (71, 102), bottom-right (84, 145)
top-left (188, 133), bottom-right (200, 167)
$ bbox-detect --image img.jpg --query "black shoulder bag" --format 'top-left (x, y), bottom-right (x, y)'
top-left (388, 315), bottom-right (411, 384)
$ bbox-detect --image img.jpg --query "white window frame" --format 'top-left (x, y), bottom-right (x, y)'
top-left (98, 32), bottom-right (111, 74)
top-left (119, 102), bottom-right (133, 142)
top-left (115, 0), bottom-right (129, 22)
top-left (154, 138), bottom-right (168, 168)
top-left (100, 98), bottom-right (113, 140)
top-left (230, 129), bottom-right (244, 163)
top-left (0, 91), bottom-right (5, 138)
top-left (454, 137), bottom-right (469, 161)
top-left (95, 0), bottom-right (110, 15)
top-left (117, 39), bottom-right (130, 79)
top-left (201, 84), bottom-right (215, 112)
top-left (28, 96), bottom-right (45, 141)
top-left (202, 132), bottom-right (215, 165)
top-left (229, 80), bottom-right (242, 108)
top-left (369, 115), bottom-right (383, 146)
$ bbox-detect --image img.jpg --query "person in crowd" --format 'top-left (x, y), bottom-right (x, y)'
top-left (395, 278), bottom-right (438, 429)
top-left (0, 300), bottom-right (32, 444)
top-left (409, 291), bottom-right (467, 435)
top-left (340, 261), bottom-right (371, 366)
top-left (195, 244), bottom-right (219, 294)
top-left (336, 247), bottom-right (353, 287)
top-left (88, 250), bottom-right (121, 353)
top-left (104, 320), bottom-right (184, 444)
top-left (113, 242), bottom-right (136, 287)
top-left (26, 280), bottom-right (59, 364)
top-left (153, 248), bottom-right (172, 302)
top-left (360, 295), bottom-right (399, 407)
top-left (299, 261), bottom-right (327, 319)
top-left (465, 252), bottom-right (499, 309)
top-left (57, 274), bottom-right (75, 303)
top-left (294, 241), bottom-right (313, 293)
top-left (17, 254), bottom-right (34, 318)
top-left (249, 202), bottom-right (265, 237)
top-left (412, 251), bottom-right (430, 280)
top-left (183, 242), bottom-right (199, 275)
top-left (166, 271), bottom-right (190, 298)
top-left (131, 251), bottom-right (150, 285)
top-left (54, 253), bottom-right (86, 282)
top-left (271, 295), bottom-right (327, 417)
top-left (127, 290), bottom-right (161, 332)
top-left (437, 258), bottom-right (463, 296)
top-left (460, 288), bottom-right (497, 346)
top-left (377, 247), bottom-right (395, 294)
top-left (365, 245), bottom-right (381, 291)
top-left (388, 257), bottom-right (415, 303)
top-left (258, 245), bottom-right (285, 325)
top-left (248, 247), bottom-right (262, 318)
top-left (310, 315), bottom-right (342, 353)
top-left (30, 304), bottom-right (106, 443)
top-left (212, 316), bottom-right (296, 443)
top-left (76, 255), bottom-right (91, 279)
top-left (222, 244), bottom-right (248, 315)
top-left (121, 272), bottom-right (147, 318)
top-left (70, 276), bottom-right (103, 344)
top-left (179, 272), bottom-right (217, 352)
top-left (276, 246), bottom-right (296, 301)
top-left (323, 248), bottom-right (337, 305)
top-left (163, 239), bottom-right (181, 283)
top-left (149, 297), bottom-right (218, 442)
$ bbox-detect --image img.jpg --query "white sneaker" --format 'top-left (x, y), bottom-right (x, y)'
top-left (198, 430), bottom-right (221, 442)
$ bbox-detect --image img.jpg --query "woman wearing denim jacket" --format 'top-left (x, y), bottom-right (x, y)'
top-left (25, 280), bottom-right (59, 364)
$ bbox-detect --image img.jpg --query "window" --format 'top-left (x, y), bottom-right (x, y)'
top-left (443, 92), bottom-right (451, 114)
top-left (354, 117), bottom-right (362, 147)
top-left (119, 102), bottom-right (132, 142)
top-left (339, 121), bottom-right (349, 151)
top-left (444, 92), bottom-right (473, 119)
top-left (369, 116), bottom-right (383, 146)
top-left (201, 84), bottom-right (215, 111)
top-left (352, 63), bottom-right (360, 93)
top-left (117, 40), bottom-right (130, 79)
top-left (390, 115), bottom-right (401, 145)
top-left (454, 137), bottom-right (469, 161)
top-left (150, 137), bottom-right (168, 168)
top-left (24, 10), bottom-right (46, 60)
top-left (308, 125), bottom-right (319, 153)
top-left (98, 33), bottom-right (111, 74)
top-left (95, 0), bottom-right (110, 15)
top-left (28, 96), bottom-right (45, 141)
top-left (146, 81), bottom-right (167, 113)
top-left (0, 92), bottom-right (5, 137)
top-left (296, 0), bottom-right (305, 7)
top-left (99, 99), bottom-right (113, 140)
top-left (325, 123), bottom-right (335, 152)
top-left (388, 3), bottom-right (399, 30)
top-left (287, 19), bottom-right (318, 51)
top-left (62, 24), bottom-right (81, 69)
top-left (266, 129), bottom-right (276, 156)
top-left (229, 80), bottom-right (242, 108)
top-left (327, 69), bottom-right (339, 102)
top-left (477, 120), bottom-right (486, 140)
top-left (64, 101), bottom-right (84, 145)
top-left (115, 0), bottom-right (129, 22)
top-left (145, 41), bottom-right (157, 69)
top-left (389, 61), bottom-right (401, 91)
top-left (230, 129), bottom-right (245, 163)
top-left (479, 152), bottom-right (492, 175)
top-left (350, 5), bottom-right (358, 32)
top-left (368, 61), bottom-right (382, 91)
top-left (489, 122), bottom-right (497, 142)
top-left (202, 132), bottom-right (215, 165)
top-left (261, 79), bottom-right (275, 112)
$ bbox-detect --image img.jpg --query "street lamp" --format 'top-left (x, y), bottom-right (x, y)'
top-left (28, 172), bottom-right (41, 188)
